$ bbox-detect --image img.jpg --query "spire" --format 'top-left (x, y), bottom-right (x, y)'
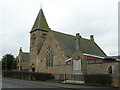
top-left (31, 9), bottom-right (49, 32)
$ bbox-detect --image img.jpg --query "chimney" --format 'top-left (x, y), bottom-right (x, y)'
top-left (90, 35), bottom-right (94, 42)
top-left (19, 47), bottom-right (22, 53)
top-left (76, 33), bottom-right (81, 52)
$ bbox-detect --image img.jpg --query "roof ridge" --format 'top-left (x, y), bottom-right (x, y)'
top-left (51, 30), bottom-right (92, 41)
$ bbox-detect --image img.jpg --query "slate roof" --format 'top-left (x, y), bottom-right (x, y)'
top-left (104, 56), bottom-right (120, 61)
top-left (110, 56), bottom-right (120, 59)
top-left (21, 52), bottom-right (29, 62)
top-left (52, 30), bottom-right (106, 57)
top-left (30, 9), bottom-right (49, 32)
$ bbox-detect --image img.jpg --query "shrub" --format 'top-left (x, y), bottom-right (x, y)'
top-left (84, 74), bottom-right (112, 86)
top-left (2, 70), bottom-right (54, 81)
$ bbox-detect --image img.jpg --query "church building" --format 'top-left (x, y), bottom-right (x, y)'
top-left (16, 8), bottom-right (120, 87)
top-left (17, 8), bottom-right (120, 75)
top-left (28, 9), bottom-right (107, 74)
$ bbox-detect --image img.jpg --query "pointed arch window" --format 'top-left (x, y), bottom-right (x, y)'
top-left (46, 48), bottom-right (53, 67)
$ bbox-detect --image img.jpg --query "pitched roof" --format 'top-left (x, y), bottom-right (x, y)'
top-left (31, 9), bottom-right (49, 32)
top-left (104, 56), bottom-right (120, 61)
top-left (21, 52), bottom-right (29, 61)
top-left (52, 30), bottom-right (106, 57)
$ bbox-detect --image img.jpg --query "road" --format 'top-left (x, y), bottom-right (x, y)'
top-left (2, 78), bottom-right (61, 88)
top-left (2, 77), bottom-right (119, 90)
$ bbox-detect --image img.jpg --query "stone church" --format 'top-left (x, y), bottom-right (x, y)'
top-left (16, 8), bottom-right (120, 87)
top-left (17, 8), bottom-right (119, 75)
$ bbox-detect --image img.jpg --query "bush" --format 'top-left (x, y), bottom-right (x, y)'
top-left (2, 71), bottom-right (54, 81)
top-left (84, 74), bottom-right (112, 86)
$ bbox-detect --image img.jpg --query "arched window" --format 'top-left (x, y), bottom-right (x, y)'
top-left (46, 48), bottom-right (53, 67)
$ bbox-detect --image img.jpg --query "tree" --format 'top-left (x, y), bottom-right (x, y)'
top-left (2, 54), bottom-right (16, 70)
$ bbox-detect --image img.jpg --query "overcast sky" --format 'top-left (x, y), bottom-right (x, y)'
top-left (0, 0), bottom-right (119, 59)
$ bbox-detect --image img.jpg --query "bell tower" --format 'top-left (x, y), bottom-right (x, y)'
top-left (29, 9), bottom-right (50, 68)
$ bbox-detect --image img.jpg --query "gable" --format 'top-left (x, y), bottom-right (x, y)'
top-left (37, 30), bottom-right (69, 73)
top-left (21, 52), bottom-right (29, 61)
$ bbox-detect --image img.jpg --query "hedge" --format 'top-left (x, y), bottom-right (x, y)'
top-left (2, 71), bottom-right (112, 86)
top-left (84, 74), bottom-right (112, 86)
top-left (2, 71), bottom-right (54, 81)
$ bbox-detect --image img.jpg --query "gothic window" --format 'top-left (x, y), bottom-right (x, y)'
top-left (46, 48), bottom-right (53, 67)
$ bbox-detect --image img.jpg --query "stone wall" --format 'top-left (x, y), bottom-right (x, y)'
top-left (112, 62), bottom-right (120, 87)
top-left (112, 77), bottom-right (120, 87)
top-left (87, 62), bottom-right (120, 87)
top-left (20, 62), bottom-right (29, 69)
top-left (29, 30), bottom-right (48, 67)
top-left (36, 31), bottom-right (72, 74)
top-left (87, 62), bottom-right (119, 76)
top-left (17, 53), bottom-right (29, 71)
